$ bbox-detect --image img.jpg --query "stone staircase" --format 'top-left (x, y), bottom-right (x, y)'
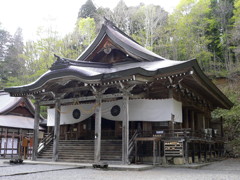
top-left (101, 140), bottom-right (122, 161)
top-left (38, 139), bottom-right (122, 162)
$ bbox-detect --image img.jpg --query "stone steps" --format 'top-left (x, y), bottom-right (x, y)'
top-left (38, 140), bottom-right (122, 162)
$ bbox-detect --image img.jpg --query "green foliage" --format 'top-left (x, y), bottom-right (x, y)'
top-left (169, 0), bottom-right (213, 64)
top-left (212, 81), bottom-right (240, 154)
top-left (77, 17), bottom-right (96, 47)
top-left (78, 0), bottom-right (96, 19)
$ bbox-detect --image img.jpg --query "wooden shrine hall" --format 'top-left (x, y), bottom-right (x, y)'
top-left (4, 19), bottom-right (233, 165)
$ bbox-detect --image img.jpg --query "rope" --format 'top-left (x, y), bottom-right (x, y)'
top-left (78, 103), bottom-right (99, 114)
top-left (55, 98), bottom-right (99, 114)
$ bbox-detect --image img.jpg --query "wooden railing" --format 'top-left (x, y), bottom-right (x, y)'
top-left (138, 129), bottom-right (224, 141)
top-left (128, 130), bottom-right (139, 156)
top-left (38, 132), bottom-right (53, 154)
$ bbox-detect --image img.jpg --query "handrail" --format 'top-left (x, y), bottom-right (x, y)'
top-left (37, 132), bottom-right (54, 154)
top-left (128, 130), bottom-right (139, 156)
top-left (137, 128), bottom-right (223, 141)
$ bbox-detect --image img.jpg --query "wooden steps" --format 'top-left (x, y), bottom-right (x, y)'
top-left (101, 140), bottom-right (122, 161)
top-left (37, 139), bottom-right (122, 162)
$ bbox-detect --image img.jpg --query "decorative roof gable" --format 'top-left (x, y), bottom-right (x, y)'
top-left (77, 18), bottom-right (165, 63)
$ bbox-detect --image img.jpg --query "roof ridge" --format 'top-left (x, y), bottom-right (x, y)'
top-left (51, 55), bottom-right (112, 69)
top-left (103, 17), bottom-right (140, 45)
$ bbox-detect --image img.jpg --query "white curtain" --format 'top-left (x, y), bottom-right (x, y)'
top-left (47, 103), bottom-right (95, 126)
top-left (129, 99), bottom-right (182, 122)
top-left (47, 98), bottom-right (182, 126)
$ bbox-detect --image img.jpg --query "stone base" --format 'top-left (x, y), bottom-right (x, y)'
top-left (173, 157), bottom-right (184, 165)
top-left (194, 156), bottom-right (199, 163)
top-left (188, 157), bottom-right (193, 164)
top-left (92, 162), bottom-right (108, 169)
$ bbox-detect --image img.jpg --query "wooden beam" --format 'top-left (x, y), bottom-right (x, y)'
top-left (94, 95), bottom-right (102, 163)
top-left (39, 93), bottom-right (125, 106)
top-left (32, 100), bottom-right (40, 161)
top-left (53, 99), bottom-right (61, 161)
top-left (57, 86), bottom-right (90, 93)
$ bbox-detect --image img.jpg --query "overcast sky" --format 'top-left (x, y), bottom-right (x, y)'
top-left (0, 0), bottom-right (180, 41)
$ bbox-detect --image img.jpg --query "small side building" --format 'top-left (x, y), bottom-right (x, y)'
top-left (0, 92), bottom-right (45, 158)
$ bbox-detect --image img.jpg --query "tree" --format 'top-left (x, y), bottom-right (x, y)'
top-left (212, 0), bottom-right (234, 72)
top-left (78, 0), bottom-right (96, 19)
top-left (168, 0), bottom-right (213, 70)
top-left (77, 17), bottom-right (96, 48)
top-left (0, 26), bottom-right (11, 59)
top-left (0, 26), bottom-right (11, 88)
top-left (4, 28), bottom-right (24, 77)
top-left (111, 0), bottom-right (130, 34)
top-left (231, 0), bottom-right (240, 68)
top-left (142, 5), bottom-right (168, 50)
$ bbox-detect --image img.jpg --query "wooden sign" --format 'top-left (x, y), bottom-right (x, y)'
top-left (22, 138), bottom-right (28, 147)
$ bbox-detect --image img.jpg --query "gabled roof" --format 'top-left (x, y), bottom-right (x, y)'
top-left (0, 92), bottom-right (22, 114)
top-left (0, 92), bottom-right (46, 128)
top-left (0, 92), bottom-right (36, 115)
top-left (77, 19), bottom-right (165, 62)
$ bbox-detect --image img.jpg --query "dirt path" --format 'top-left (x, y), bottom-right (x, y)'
top-left (0, 158), bottom-right (240, 180)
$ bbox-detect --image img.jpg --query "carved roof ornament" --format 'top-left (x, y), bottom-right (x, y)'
top-left (50, 54), bottom-right (70, 70)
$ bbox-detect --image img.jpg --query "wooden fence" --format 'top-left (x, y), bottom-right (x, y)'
top-left (0, 131), bottom-right (33, 159)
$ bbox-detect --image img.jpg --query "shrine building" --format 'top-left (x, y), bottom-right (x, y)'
top-left (4, 20), bottom-right (233, 165)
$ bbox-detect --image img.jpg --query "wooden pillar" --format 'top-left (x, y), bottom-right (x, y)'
top-left (53, 99), bottom-right (61, 161)
top-left (122, 94), bottom-right (129, 164)
top-left (191, 111), bottom-right (195, 132)
top-left (153, 140), bottom-right (156, 165)
top-left (171, 114), bottom-right (175, 136)
top-left (220, 117), bottom-right (224, 137)
top-left (184, 140), bottom-right (189, 164)
top-left (202, 115), bottom-right (205, 129)
top-left (209, 143), bottom-right (212, 160)
top-left (32, 100), bottom-right (40, 161)
top-left (94, 96), bottom-right (102, 163)
top-left (204, 143), bottom-right (207, 162)
top-left (199, 143), bottom-right (202, 162)
top-left (135, 140), bottom-right (138, 164)
top-left (192, 142), bottom-right (195, 163)
top-left (184, 108), bottom-right (189, 128)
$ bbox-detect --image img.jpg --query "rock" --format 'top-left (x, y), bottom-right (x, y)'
top-left (92, 162), bottom-right (108, 169)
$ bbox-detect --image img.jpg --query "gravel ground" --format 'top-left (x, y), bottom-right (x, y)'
top-left (0, 158), bottom-right (240, 180)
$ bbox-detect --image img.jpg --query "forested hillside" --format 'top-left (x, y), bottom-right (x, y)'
top-left (1, 0), bottom-right (240, 155)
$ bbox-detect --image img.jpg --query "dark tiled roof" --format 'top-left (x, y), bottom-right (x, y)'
top-left (77, 19), bottom-right (165, 62)
top-left (3, 20), bottom-right (233, 110)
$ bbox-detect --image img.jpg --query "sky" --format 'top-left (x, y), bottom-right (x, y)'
top-left (0, 0), bottom-right (181, 41)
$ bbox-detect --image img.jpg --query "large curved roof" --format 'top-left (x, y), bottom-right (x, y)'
top-left (4, 58), bottom-right (190, 92)
top-left (3, 20), bottom-right (233, 110)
